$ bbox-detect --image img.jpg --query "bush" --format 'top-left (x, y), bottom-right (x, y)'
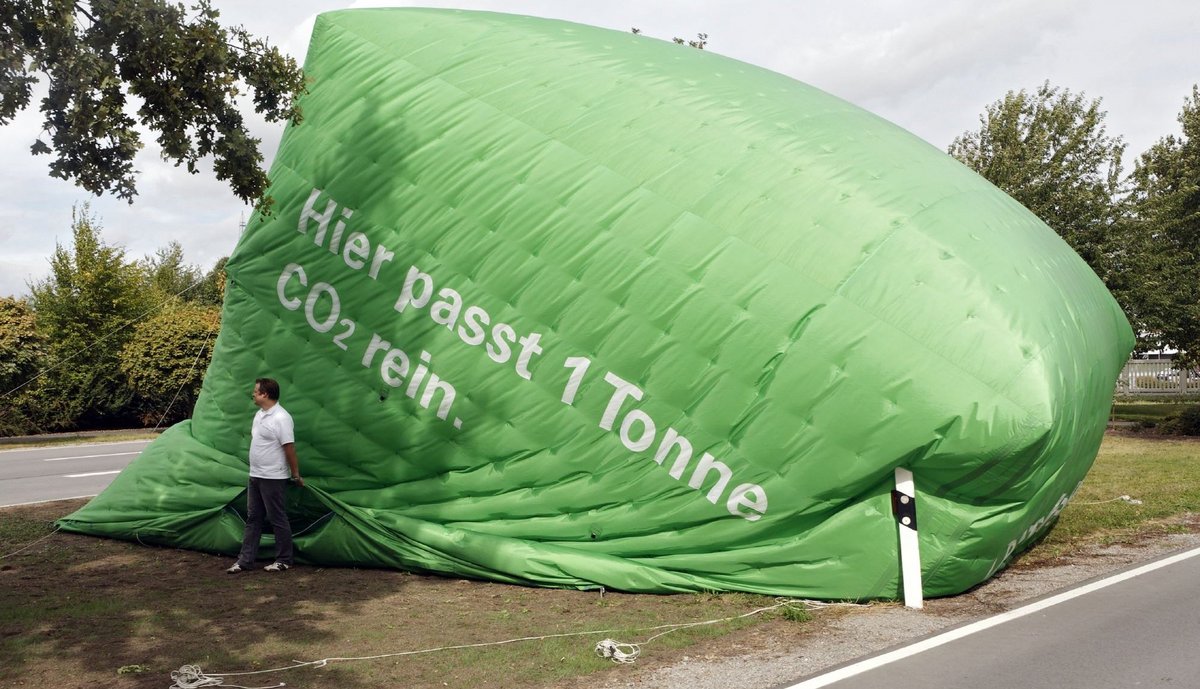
top-left (119, 303), bottom-right (220, 426)
top-left (1158, 405), bottom-right (1200, 436)
top-left (0, 297), bottom-right (48, 437)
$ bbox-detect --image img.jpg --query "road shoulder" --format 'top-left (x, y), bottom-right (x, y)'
top-left (579, 526), bottom-right (1200, 689)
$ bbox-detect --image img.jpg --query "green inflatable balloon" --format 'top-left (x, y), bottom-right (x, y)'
top-left (59, 9), bottom-right (1133, 599)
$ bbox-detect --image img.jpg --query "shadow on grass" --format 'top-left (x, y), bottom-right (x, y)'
top-left (0, 499), bottom-right (410, 688)
top-left (1, 500), bottom-right (804, 689)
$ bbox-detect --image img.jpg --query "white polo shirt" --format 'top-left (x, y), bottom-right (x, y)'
top-left (249, 404), bottom-right (295, 479)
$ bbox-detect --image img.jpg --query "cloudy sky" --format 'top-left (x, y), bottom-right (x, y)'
top-left (1, 0), bottom-right (1197, 297)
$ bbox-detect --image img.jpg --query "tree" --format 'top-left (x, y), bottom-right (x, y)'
top-left (140, 245), bottom-right (227, 306)
top-left (119, 301), bottom-right (219, 426)
top-left (193, 255), bottom-right (228, 307)
top-left (0, 0), bottom-right (306, 208)
top-left (0, 296), bottom-right (44, 393)
top-left (1126, 85), bottom-right (1200, 362)
top-left (0, 296), bottom-right (47, 436)
top-left (29, 205), bottom-right (151, 428)
top-left (948, 82), bottom-right (1126, 272)
top-left (18, 207), bottom-right (226, 431)
top-left (142, 241), bottom-right (203, 301)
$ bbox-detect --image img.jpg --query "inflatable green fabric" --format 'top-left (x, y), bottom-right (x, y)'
top-left (58, 9), bottom-right (1134, 599)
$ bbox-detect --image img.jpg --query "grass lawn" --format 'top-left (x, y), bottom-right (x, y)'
top-left (2, 430), bottom-right (1197, 688)
top-left (0, 430), bottom-right (160, 449)
top-left (1030, 432), bottom-right (1200, 560)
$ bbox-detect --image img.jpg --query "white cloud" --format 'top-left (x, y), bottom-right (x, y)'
top-left (1, 0), bottom-right (1197, 297)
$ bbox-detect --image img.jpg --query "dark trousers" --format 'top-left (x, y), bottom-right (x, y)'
top-left (236, 477), bottom-right (293, 566)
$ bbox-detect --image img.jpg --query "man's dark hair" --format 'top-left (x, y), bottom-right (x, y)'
top-left (256, 377), bottom-right (281, 401)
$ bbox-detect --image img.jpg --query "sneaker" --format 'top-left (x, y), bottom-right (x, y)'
top-left (263, 562), bottom-right (290, 572)
top-left (226, 563), bottom-right (247, 574)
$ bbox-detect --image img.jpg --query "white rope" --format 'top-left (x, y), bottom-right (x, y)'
top-left (802, 600), bottom-right (870, 609)
top-left (290, 512), bottom-right (335, 538)
top-left (1076, 495), bottom-right (1143, 505)
top-left (0, 526), bottom-right (61, 560)
top-left (594, 598), bottom-right (819, 663)
top-left (152, 327), bottom-right (215, 432)
top-left (169, 598), bottom-right (826, 686)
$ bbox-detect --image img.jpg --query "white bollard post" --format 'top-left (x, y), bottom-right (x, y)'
top-left (893, 467), bottom-right (923, 609)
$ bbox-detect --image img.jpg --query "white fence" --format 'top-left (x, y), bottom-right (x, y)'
top-left (1116, 359), bottom-right (1200, 396)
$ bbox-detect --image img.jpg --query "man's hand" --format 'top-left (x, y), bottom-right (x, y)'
top-left (283, 443), bottom-right (303, 488)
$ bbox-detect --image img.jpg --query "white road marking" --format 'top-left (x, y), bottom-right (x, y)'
top-left (62, 470), bottom-right (122, 478)
top-left (43, 451), bottom-right (140, 462)
top-left (783, 545), bottom-right (1200, 688)
top-left (0, 440), bottom-right (152, 455)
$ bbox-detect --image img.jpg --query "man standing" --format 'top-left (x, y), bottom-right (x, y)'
top-left (227, 377), bottom-right (304, 573)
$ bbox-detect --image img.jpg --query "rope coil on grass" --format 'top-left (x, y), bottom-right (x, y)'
top-left (170, 664), bottom-right (285, 689)
top-left (594, 639), bottom-right (640, 663)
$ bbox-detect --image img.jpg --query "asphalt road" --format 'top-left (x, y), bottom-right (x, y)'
top-left (786, 547), bottom-right (1200, 689)
top-left (0, 440), bottom-right (150, 507)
